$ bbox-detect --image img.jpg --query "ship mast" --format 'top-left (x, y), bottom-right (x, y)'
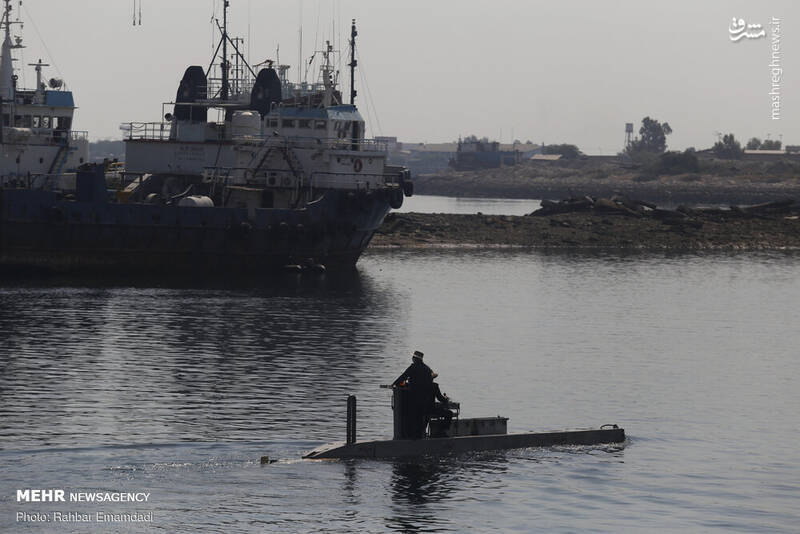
top-left (0, 0), bottom-right (22, 101)
top-left (1, 0), bottom-right (25, 132)
top-left (206, 0), bottom-right (255, 102)
top-left (221, 0), bottom-right (229, 100)
top-left (320, 40), bottom-right (337, 108)
top-left (348, 19), bottom-right (357, 106)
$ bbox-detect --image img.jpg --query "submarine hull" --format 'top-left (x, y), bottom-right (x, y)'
top-left (304, 427), bottom-right (626, 460)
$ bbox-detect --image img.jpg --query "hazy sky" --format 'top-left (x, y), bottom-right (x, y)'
top-left (15, 0), bottom-right (799, 154)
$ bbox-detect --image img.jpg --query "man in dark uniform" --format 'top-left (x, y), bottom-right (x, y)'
top-left (392, 350), bottom-right (434, 439)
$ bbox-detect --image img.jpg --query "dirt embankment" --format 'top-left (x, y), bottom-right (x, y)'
top-left (371, 199), bottom-right (800, 250)
top-left (414, 158), bottom-right (800, 205)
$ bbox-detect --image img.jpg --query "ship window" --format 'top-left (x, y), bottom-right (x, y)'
top-left (315, 120), bottom-right (326, 130)
top-left (281, 119), bottom-right (295, 128)
top-left (2, 114), bottom-right (8, 126)
top-left (32, 116), bottom-right (40, 128)
top-left (298, 119), bottom-right (311, 129)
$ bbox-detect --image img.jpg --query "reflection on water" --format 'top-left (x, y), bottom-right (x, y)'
top-left (396, 194), bottom-right (541, 216)
top-left (386, 454), bottom-right (513, 533)
top-left (0, 270), bottom-right (405, 449)
top-left (394, 194), bottom-right (726, 216)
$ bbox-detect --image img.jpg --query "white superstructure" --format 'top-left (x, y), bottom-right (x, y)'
top-left (122, 7), bottom-right (411, 211)
top-left (0, 0), bottom-right (88, 183)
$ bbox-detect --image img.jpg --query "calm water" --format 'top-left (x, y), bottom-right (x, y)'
top-left (1, 250), bottom-right (799, 532)
top-left (397, 195), bottom-right (724, 215)
top-left (397, 194), bottom-right (542, 215)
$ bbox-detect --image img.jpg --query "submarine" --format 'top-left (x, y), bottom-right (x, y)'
top-left (304, 388), bottom-right (625, 460)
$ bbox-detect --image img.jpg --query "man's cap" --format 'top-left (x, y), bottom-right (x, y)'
top-left (413, 350), bottom-right (424, 360)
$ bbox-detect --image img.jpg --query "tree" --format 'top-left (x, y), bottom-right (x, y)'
top-left (746, 137), bottom-right (762, 150)
top-left (628, 117), bottom-right (672, 154)
top-left (713, 133), bottom-right (743, 159)
top-left (762, 139), bottom-right (782, 150)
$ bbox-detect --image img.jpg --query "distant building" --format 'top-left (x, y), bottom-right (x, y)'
top-left (386, 139), bottom-right (539, 175)
top-left (449, 138), bottom-right (523, 171)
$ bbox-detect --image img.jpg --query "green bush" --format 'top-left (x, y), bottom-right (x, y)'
top-left (657, 150), bottom-right (700, 175)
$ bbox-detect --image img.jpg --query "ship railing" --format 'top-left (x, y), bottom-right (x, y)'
top-left (120, 122), bottom-right (172, 141)
top-left (1, 172), bottom-right (76, 191)
top-left (0, 129), bottom-right (85, 147)
top-left (308, 171), bottom-right (401, 191)
top-left (201, 166), bottom-right (401, 192)
top-left (117, 122), bottom-right (389, 152)
top-left (205, 78), bottom-right (255, 101)
top-left (232, 134), bottom-right (388, 153)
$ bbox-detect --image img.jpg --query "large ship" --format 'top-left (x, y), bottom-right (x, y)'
top-left (0, 2), bottom-right (411, 273)
top-left (0, 0), bottom-right (88, 185)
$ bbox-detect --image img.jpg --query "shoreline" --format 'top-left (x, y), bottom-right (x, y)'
top-left (369, 202), bottom-right (800, 251)
top-left (412, 158), bottom-right (800, 206)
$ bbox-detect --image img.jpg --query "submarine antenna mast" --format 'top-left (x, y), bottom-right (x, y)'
top-left (221, 0), bottom-right (230, 100)
top-left (348, 19), bottom-right (357, 105)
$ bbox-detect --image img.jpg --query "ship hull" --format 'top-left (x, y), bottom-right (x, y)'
top-left (0, 187), bottom-right (390, 273)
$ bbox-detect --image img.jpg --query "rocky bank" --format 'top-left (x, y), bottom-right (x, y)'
top-left (370, 198), bottom-right (800, 250)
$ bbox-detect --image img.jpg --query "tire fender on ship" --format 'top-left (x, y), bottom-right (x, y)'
top-left (402, 180), bottom-right (414, 197)
top-left (388, 187), bottom-right (404, 210)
